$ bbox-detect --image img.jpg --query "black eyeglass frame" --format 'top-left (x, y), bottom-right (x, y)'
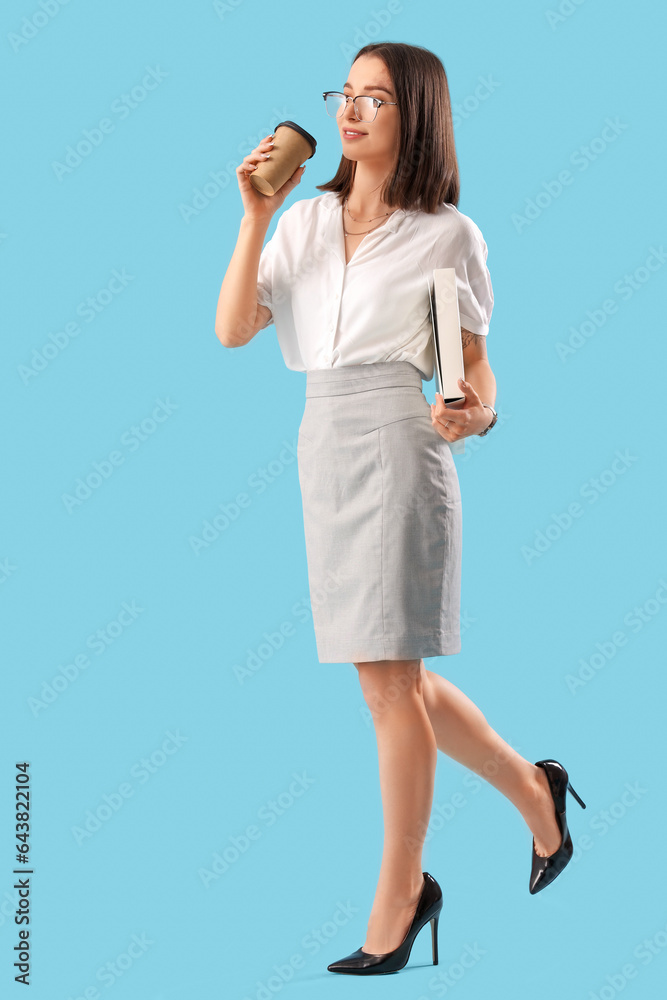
top-left (322, 91), bottom-right (398, 123)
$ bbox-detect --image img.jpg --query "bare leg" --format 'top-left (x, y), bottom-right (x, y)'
top-left (354, 658), bottom-right (435, 954)
top-left (418, 660), bottom-right (562, 857)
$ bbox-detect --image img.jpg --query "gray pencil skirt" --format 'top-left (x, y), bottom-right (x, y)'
top-left (296, 360), bottom-right (462, 664)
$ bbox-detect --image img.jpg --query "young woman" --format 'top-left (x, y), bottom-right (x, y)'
top-left (215, 41), bottom-right (586, 977)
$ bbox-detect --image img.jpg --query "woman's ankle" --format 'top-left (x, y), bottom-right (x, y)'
top-left (372, 872), bottom-right (424, 907)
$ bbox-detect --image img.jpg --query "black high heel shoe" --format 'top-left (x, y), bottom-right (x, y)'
top-left (327, 871), bottom-right (443, 975)
top-left (529, 759), bottom-right (586, 894)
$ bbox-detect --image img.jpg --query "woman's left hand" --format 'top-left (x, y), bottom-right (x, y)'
top-left (430, 377), bottom-right (491, 442)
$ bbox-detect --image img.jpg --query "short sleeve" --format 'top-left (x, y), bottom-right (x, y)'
top-left (431, 214), bottom-right (494, 337)
top-left (256, 208), bottom-right (290, 331)
top-left (257, 228), bottom-right (276, 306)
top-left (255, 235), bottom-right (275, 330)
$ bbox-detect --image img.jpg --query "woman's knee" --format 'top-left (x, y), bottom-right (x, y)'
top-left (354, 659), bottom-right (424, 714)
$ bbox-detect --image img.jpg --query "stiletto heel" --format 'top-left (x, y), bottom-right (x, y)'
top-left (529, 759), bottom-right (586, 895)
top-left (567, 781), bottom-right (586, 809)
top-left (430, 913), bottom-right (439, 965)
top-left (327, 871), bottom-right (443, 975)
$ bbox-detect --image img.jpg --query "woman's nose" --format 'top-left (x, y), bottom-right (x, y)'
top-left (342, 98), bottom-right (359, 122)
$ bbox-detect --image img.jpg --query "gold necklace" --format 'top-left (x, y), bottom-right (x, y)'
top-left (344, 196), bottom-right (391, 222)
top-left (342, 197), bottom-right (394, 237)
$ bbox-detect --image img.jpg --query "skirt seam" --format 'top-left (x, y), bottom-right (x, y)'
top-left (305, 380), bottom-right (421, 398)
top-left (306, 372), bottom-right (418, 383)
top-left (378, 425), bottom-right (387, 661)
top-left (360, 411), bottom-right (426, 437)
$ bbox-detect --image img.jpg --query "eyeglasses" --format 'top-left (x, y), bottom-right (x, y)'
top-left (322, 91), bottom-right (398, 124)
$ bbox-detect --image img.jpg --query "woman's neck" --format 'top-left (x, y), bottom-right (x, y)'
top-left (345, 163), bottom-right (397, 217)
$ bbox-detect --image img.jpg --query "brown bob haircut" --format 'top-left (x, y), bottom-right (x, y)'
top-left (316, 42), bottom-right (460, 214)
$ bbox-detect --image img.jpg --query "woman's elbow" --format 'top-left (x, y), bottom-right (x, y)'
top-left (215, 315), bottom-right (259, 348)
top-left (215, 326), bottom-right (241, 348)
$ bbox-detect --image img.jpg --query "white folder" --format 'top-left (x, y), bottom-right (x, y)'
top-left (428, 268), bottom-right (466, 456)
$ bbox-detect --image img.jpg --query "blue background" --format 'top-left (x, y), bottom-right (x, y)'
top-left (2, 0), bottom-right (666, 997)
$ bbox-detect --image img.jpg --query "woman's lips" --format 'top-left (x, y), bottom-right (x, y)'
top-left (342, 130), bottom-right (366, 139)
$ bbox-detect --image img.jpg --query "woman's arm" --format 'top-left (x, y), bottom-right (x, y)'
top-left (214, 133), bottom-right (306, 348)
top-left (461, 329), bottom-right (496, 409)
top-left (430, 327), bottom-right (497, 440)
top-left (215, 214), bottom-right (272, 348)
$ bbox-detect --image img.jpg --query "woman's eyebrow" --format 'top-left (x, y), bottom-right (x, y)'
top-left (342, 82), bottom-right (393, 95)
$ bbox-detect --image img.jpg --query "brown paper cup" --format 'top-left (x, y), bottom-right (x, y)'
top-left (249, 120), bottom-right (317, 196)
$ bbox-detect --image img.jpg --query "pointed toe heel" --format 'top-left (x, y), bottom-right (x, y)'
top-left (327, 871), bottom-right (443, 975)
top-left (529, 759), bottom-right (586, 895)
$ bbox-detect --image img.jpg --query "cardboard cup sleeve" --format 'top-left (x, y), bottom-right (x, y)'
top-left (249, 120), bottom-right (317, 196)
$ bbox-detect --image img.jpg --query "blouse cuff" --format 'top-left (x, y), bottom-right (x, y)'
top-left (458, 312), bottom-right (489, 337)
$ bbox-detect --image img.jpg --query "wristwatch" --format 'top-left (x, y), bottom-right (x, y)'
top-left (478, 403), bottom-right (497, 437)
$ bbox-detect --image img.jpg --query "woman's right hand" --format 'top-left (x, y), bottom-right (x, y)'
top-left (236, 134), bottom-right (306, 222)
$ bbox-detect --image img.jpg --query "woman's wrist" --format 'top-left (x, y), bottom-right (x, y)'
top-left (240, 213), bottom-right (272, 231)
top-left (478, 402), bottom-right (497, 436)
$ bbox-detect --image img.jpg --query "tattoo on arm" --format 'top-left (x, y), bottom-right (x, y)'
top-left (461, 328), bottom-right (486, 352)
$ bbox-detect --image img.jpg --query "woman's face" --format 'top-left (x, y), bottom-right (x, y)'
top-left (338, 55), bottom-right (400, 167)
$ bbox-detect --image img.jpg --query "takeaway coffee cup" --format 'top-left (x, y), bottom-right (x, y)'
top-left (249, 120), bottom-right (317, 196)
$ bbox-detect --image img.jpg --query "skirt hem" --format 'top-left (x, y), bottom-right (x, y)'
top-left (314, 633), bottom-right (462, 664)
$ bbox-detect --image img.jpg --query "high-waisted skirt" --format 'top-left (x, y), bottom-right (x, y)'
top-left (296, 360), bottom-right (462, 664)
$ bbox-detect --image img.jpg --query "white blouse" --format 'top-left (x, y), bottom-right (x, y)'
top-left (255, 190), bottom-right (493, 382)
